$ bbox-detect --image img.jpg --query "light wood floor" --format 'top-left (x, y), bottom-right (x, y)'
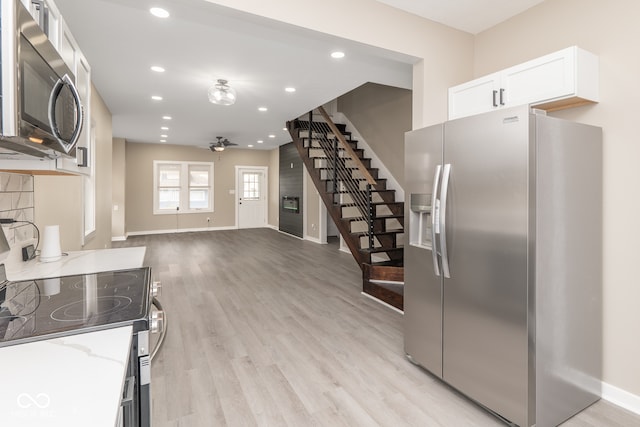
top-left (115, 229), bottom-right (639, 427)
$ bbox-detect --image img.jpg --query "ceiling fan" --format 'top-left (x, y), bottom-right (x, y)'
top-left (209, 136), bottom-right (238, 152)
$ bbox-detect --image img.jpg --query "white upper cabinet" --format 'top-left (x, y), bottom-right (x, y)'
top-left (448, 74), bottom-right (501, 120)
top-left (449, 46), bottom-right (599, 120)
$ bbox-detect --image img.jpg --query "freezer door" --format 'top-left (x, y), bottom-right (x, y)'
top-left (442, 106), bottom-right (530, 426)
top-left (404, 124), bottom-right (444, 377)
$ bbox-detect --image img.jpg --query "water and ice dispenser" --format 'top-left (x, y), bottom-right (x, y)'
top-left (409, 193), bottom-right (432, 249)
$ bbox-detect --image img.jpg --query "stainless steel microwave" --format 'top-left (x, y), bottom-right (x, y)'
top-left (0, 0), bottom-right (84, 159)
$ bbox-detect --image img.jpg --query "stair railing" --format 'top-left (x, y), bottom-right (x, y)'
top-left (296, 107), bottom-right (378, 249)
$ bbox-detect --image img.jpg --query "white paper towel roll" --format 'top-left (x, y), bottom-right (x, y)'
top-left (40, 225), bottom-right (62, 262)
top-left (43, 277), bottom-right (61, 296)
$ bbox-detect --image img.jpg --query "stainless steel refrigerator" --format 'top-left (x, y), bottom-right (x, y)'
top-left (404, 105), bottom-right (602, 427)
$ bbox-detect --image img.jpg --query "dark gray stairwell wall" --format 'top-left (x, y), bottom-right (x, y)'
top-left (337, 82), bottom-right (412, 189)
top-left (279, 142), bottom-right (303, 238)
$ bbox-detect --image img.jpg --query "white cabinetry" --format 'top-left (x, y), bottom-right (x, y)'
top-left (448, 46), bottom-right (599, 120)
top-left (56, 29), bottom-right (91, 176)
top-left (0, 0), bottom-right (92, 176)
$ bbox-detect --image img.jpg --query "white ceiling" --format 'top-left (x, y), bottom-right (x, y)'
top-left (376, 0), bottom-right (545, 34)
top-left (53, 0), bottom-right (542, 151)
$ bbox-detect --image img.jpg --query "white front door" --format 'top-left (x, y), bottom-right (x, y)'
top-left (237, 167), bottom-right (267, 229)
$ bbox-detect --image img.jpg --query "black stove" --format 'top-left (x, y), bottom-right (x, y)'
top-left (0, 267), bottom-right (151, 347)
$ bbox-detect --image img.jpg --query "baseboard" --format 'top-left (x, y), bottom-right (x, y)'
top-left (602, 381), bottom-right (640, 415)
top-left (277, 229), bottom-right (304, 240)
top-left (360, 291), bottom-right (404, 315)
top-left (127, 225), bottom-right (238, 236)
top-left (266, 224), bottom-right (279, 230)
top-left (304, 235), bottom-right (326, 244)
top-left (111, 236), bottom-right (127, 242)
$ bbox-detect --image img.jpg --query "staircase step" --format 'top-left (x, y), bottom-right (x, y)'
top-left (325, 179), bottom-right (387, 192)
top-left (338, 202), bottom-right (404, 208)
top-left (352, 230), bottom-right (403, 237)
top-left (367, 264), bottom-right (404, 280)
top-left (360, 246), bottom-right (404, 255)
top-left (303, 138), bottom-right (358, 149)
top-left (314, 158), bottom-right (371, 169)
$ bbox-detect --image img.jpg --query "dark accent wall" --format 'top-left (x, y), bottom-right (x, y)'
top-left (279, 142), bottom-right (303, 237)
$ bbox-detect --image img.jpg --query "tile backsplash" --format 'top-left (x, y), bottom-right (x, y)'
top-left (0, 172), bottom-right (35, 246)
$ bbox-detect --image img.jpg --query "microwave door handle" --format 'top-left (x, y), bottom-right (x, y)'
top-left (430, 165), bottom-right (442, 277)
top-left (48, 74), bottom-right (84, 153)
top-left (439, 164), bottom-right (452, 278)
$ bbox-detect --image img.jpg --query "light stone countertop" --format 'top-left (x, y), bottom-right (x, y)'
top-left (6, 246), bottom-right (147, 281)
top-left (0, 326), bottom-right (133, 427)
top-left (0, 246), bottom-right (148, 427)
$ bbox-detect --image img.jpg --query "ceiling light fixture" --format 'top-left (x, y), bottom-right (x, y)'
top-left (208, 79), bottom-right (236, 106)
top-left (151, 95), bottom-right (163, 101)
top-left (151, 66), bottom-right (165, 73)
top-left (213, 145), bottom-right (225, 152)
top-left (160, 139), bottom-right (167, 143)
top-left (258, 107), bottom-right (268, 112)
top-left (285, 87), bottom-right (296, 93)
top-left (268, 134), bottom-right (275, 138)
top-left (161, 126), bottom-right (169, 130)
top-left (150, 7), bottom-right (169, 18)
top-left (248, 145), bottom-right (254, 148)
top-left (162, 116), bottom-right (172, 120)
top-left (257, 140), bottom-right (264, 144)
top-left (331, 51), bottom-right (345, 59)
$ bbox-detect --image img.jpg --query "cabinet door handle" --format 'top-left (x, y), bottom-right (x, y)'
top-left (499, 88), bottom-right (505, 106)
top-left (492, 90), bottom-right (498, 107)
top-left (77, 147), bottom-right (88, 167)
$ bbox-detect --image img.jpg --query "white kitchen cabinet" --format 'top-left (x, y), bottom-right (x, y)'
top-left (448, 46), bottom-right (599, 119)
top-left (58, 19), bottom-right (77, 73)
top-left (44, 0), bottom-right (62, 49)
top-left (0, 0), bottom-right (92, 176)
top-left (57, 51), bottom-right (92, 176)
top-left (448, 73), bottom-right (501, 120)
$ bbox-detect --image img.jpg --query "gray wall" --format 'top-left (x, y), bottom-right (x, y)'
top-left (124, 142), bottom-right (276, 234)
top-left (337, 82), bottom-right (412, 188)
top-left (279, 142), bottom-right (303, 238)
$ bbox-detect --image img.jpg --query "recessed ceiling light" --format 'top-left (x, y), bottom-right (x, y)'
top-left (258, 107), bottom-right (268, 112)
top-left (151, 95), bottom-right (163, 101)
top-left (160, 139), bottom-right (167, 143)
top-left (150, 7), bottom-right (169, 18)
top-left (268, 134), bottom-right (275, 138)
top-left (257, 140), bottom-right (264, 144)
top-left (161, 126), bottom-right (169, 130)
top-left (160, 134), bottom-right (168, 138)
top-left (283, 127), bottom-right (287, 131)
top-left (162, 116), bottom-right (172, 120)
top-left (151, 66), bottom-right (165, 73)
top-left (331, 51), bottom-right (345, 59)
top-left (285, 87), bottom-right (296, 93)
top-left (248, 144), bottom-right (254, 148)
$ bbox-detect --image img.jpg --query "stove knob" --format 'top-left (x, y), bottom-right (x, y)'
top-left (151, 281), bottom-right (162, 298)
top-left (151, 310), bottom-right (165, 334)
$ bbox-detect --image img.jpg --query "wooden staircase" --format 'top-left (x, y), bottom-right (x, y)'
top-left (287, 107), bottom-right (404, 310)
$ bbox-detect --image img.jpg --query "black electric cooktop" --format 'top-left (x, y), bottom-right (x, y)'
top-left (0, 267), bottom-right (151, 347)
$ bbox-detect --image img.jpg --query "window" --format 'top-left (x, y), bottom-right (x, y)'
top-left (242, 172), bottom-right (261, 200)
top-left (153, 161), bottom-right (213, 214)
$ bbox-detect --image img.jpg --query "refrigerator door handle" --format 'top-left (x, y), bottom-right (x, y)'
top-left (431, 164), bottom-right (442, 276)
top-left (440, 164), bottom-right (452, 278)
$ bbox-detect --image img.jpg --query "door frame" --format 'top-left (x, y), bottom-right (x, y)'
top-left (235, 165), bottom-right (269, 229)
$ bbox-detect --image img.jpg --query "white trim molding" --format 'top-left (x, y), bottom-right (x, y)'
top-left (127, 225), bottom-right (237, 236)
top-left (602, 382), bottom-right (640, 415)
top-left (111, 236), bottom-right (127, 242)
